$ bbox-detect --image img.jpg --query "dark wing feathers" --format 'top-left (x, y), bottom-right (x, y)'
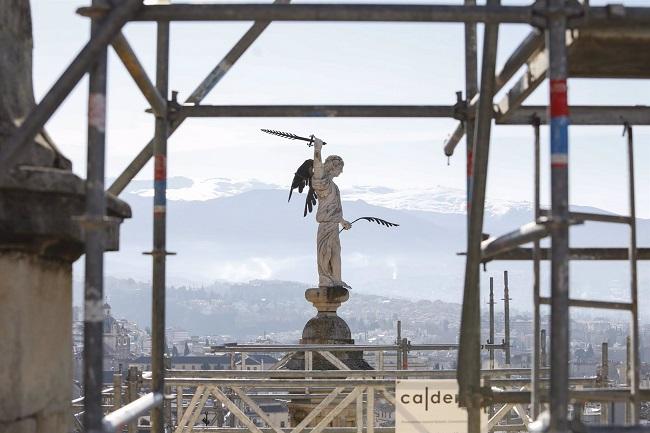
top-left (304, 186), bottom-right (317, 217)
top-left (288, 159), bottom-right (317, 217)
top-left (288, 159), bottom-right (313, 202)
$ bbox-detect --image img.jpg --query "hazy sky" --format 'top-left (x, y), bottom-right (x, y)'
top-left (32, 0), bottom-right (650, 217)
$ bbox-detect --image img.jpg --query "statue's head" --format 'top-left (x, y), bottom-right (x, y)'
top-left (324, 155), bottom-right (344, 177)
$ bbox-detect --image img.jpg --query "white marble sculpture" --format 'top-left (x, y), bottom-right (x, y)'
top-left (283, 130), bottom-right (397, 289)
top-left (311, 137), bottom-right (351, 288)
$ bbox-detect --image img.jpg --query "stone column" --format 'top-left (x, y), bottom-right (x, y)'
top-left (0, 2), bottom-right (131, 432)
top-left (0, 168), bottom-right (130, 433)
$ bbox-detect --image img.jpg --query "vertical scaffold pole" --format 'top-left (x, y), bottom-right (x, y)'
top-left (547, 0), bottom-right (570, 430)
top-left (531, 116), bottom-right (542, 419)
top-left (396, 320), bottom-right (402, 370)
top-left (489, 277), bottom-right (495, 369)
top-left (503, 271), bottom-right (511, 366)
top-left (84, 0), bottom-right (109, 431)
top-left (151, 19), bottom-right (170, 433)
top-left (625, 124), bottom-right (640, 423)
top-left (457, 0), bottom-right (499, 431)
top-left (464, 0), bottom-right (478, 214)
top-left (600, 342), bottom-right (609, 424)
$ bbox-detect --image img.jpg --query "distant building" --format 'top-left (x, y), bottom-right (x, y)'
top-left (103, 303), bottom-right (132, 373)
top-left (235, 354), bottom-right (279, 371)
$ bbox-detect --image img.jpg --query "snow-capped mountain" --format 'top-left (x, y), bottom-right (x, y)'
top-left (102, 177), bottom-right (649, 311)
top-left (127, 176), bottom-right (529, 216)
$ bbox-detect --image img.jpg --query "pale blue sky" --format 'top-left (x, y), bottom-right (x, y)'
top-left (32, 0), bottom-right (650, 217)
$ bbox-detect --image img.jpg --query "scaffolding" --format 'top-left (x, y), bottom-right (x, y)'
top-left (2, 0), bottom-right (650, 432)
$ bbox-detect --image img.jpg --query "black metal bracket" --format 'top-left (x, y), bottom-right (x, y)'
top-left (166, 90), bottom-right (183, 121)
top-left (452, 91), bottom-right (468, 121)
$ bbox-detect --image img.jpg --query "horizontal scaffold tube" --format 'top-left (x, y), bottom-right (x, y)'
top-left (489, 247), bottom-right (650, 261)
top-left (491, 388), bottom-right (650, 404)
top-left (165, 367), bottom-right (548, 378)
top-left (176, 105), bottom-right (457, 118)
top-left (210, 343), bottom-right (457, 352)
top-left (500, 106), bottom-right (650, 126)
top-left (160, 377), bottom-right (597, 388)
top-left (171, 104), bottom-right (650, 125)
top-left (102, 392), bottom-right (163, 433)
top-left (79, 3), bottom-right (538, 23)
top-left (481, 221), bottom-right (550, 261)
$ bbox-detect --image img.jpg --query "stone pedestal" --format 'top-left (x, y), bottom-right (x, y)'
top-left (287, 286), bottom-right (372, 427)
top-left (0, 167), bottom-right (130, 433)
top-left (301, 286), bottom-right (352, 345)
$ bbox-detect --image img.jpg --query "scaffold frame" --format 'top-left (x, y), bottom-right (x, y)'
top-left (1, 1), bottom-right (650, 432)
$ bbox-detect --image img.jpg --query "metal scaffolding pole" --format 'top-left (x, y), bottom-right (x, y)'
top-left (444, 29), bottom-right (543, 158)
top-left (464, 0), bottom-right (478, 214)
top-left (486, 247), bottom-right (650, 261)
top-left (531, 117), bottom-right (541, 419)
top-left (80, 3), bottom-right (537, 23)
top-left (489, 277), bottom-right (495, 369)
top-left (83, 1), bottom-right (109, 432)
top-left (112, 32), bottom-right (167, 117)
top-left (150, 19), bottom-right (170, 433)
top-left (499, 106), bottom-right (650, 126)
top-left (625, 124), bottom-right (640, 423)
top-left (457, 0), bottom-right (499, 431)
top-left (503, 271), bottom-right (511, 366)
top-left (79, 3), bottom-right (650, 25)
top-left (547, 0), bottom-right (570, 430)
top-left (174, 104), bottom-right (457, 118)
top-left (601, 342), bottom-right (609, 424)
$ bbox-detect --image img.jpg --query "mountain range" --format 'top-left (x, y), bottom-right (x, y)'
top-left (97, 277), bottom-right (461, 340)
top-left (95, 176), bottom-right (650, 311)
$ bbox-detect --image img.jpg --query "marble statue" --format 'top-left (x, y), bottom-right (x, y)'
top-left (287, 136), bottom-right (351, 289)
top-left (311, 137), bottom-right (351, 288)
top-left (280, 130), bottom-right (398, 289)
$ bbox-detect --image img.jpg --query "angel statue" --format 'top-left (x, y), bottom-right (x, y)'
top-left (262, 128), bottom-right (398, 289)
top-left (289, 137), bottom-right (351, 289)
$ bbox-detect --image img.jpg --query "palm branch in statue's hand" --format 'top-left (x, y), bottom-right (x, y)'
top-left (288, 159), bottom-right (317, 217)
top-left (339, 217), bottom-right (400, 233)
top-left (261, 129), bottom-right (326, 146)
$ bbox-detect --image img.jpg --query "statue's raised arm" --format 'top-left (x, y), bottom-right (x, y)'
top-left (312, 136), bottom-right (324, 180)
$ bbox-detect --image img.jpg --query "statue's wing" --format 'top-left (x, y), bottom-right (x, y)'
top-left (288, 158), bottom-right (314, 200)
top-left (303, 186), bottom-right (317, 217)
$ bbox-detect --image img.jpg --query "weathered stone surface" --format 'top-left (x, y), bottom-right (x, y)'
top-left (0, 166), bottom-right (131, 261)
top-left (304, 286), bottom-right (349, 314)
top-left (0, 0), bottom-right (71, 170)
top-left (0, 252), bottom-right (72, 433)
top-left (0, 3), bottom-right (132, 433)
top-left (284, 282), bottom-right (372, 428)
top-left (301, 315), bottom-right (353, 344)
